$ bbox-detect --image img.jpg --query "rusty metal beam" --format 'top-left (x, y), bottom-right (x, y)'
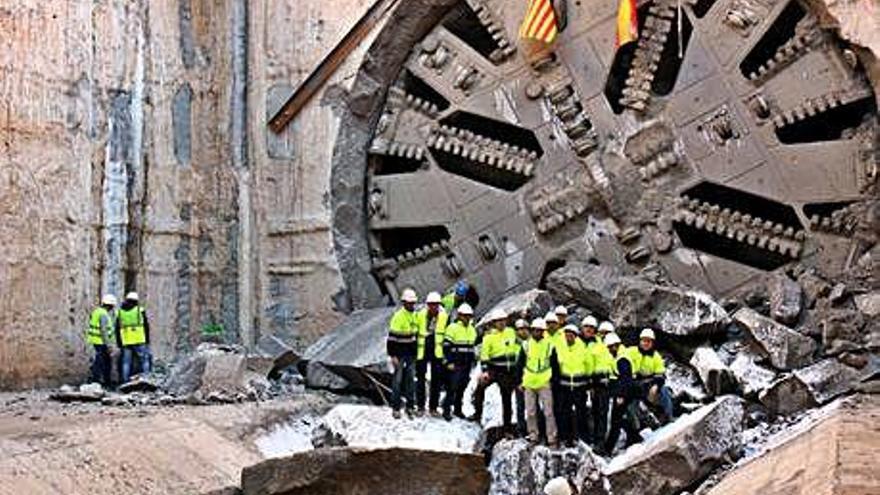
top-left (268, 0), bottom-right (402, 133)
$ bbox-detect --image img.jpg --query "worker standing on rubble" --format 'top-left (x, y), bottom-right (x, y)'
top-left (471, 309), bottom-right (520, 434)
top-left (87, 294), bottom-right (117, 388)
top-left (631, 328), bottom-right (675, 424)
top-left (513, 318), bottom-right (530, 437)
top-left (544, 309), bottom-right (564, 429)
top-left (388, 288), bottom-right (420, 419)
top-left (519, 318), bottom-right (559, 447)
top-left (115, 292), bottom-right (152, 384)
top-left (415, 291), bottom-right (449, 416)
top-left (582, 317), bottom-right (612, 446)
top-left (442, 303), bottom-right (477, 421)
top-left (600, 333), bottom-right (643, 455)
top-left (556, 324), bottom-right (593, 446)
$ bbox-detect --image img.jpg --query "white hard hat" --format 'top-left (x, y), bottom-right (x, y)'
top-left (581, 315), bottom-right (598, 328)
top-left (531, 318), bottom-right (547, 330)
top-left (401, 288), bottom-right (418, 303)
top-left (544, 312), bottom-right (559, 324)
top-left (563, 324), bottom-right (579, 335)
top-left (544, 477), bottom-right (573, 495)
top-left (515, 318), bottom-right (528, 328)
top-left (457, 303), bottom-right (474, 315)
top-left (604, 333), bottom-right (622, 346)
top-left (425, 291), bottom-right (442, 304)
top-left (598, 321), bottom-right (615, 333)
top-left (486, 308), bottom-right (508, 321)
top-left (101, 294), bottom-right (117, 306)
top-left (640, 328), bottom-right (656, 340)
top-left (125, 292), bottom-right (139, 301)
top-left (554, 305), bottom-right (568, 316)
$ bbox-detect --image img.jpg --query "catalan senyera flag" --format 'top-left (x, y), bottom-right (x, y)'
top-left (520, 0), bottom-right (559, 44)
top-left (615, 0), bottom-right (639, 48)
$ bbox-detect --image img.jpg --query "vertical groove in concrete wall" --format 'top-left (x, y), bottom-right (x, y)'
top-left (231, 0), bottom-right (249, 346)
top-left (173, 82), bottom-right (193, 167)
top-left (178, 0), bottom-right (196, 69)
top-left (102, 91), bottom-right (131, 300)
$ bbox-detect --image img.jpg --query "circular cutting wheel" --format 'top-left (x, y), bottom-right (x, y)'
top-left (361, 0), bottom-right (878, 307)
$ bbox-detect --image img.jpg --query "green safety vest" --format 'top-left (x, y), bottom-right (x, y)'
top-left (416, 308), bottom-right (449, 360)
top-left (585, 339), bottom-right (613, 375)
top-left (441, 292), bottom-right (457, 313)
top-left (87, 307), bottom-right (112, 345)
top-left (479, 327), bottom-right (520, 371)
top-left (388, 307), bottom-right (419, 345)
top-left (556, 338), bottom-right (592, 388)
top-left (522, 337), bottom-right (554, 390)
top-left (118, 306), bottom-right (146, 346)
top-left (629, 348), bottom-right (666, 377)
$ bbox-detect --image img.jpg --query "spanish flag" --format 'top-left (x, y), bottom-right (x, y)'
top-left (615, 0), bottom-right (639, 48)
top-left (520, 0), bottom-right (559, 44)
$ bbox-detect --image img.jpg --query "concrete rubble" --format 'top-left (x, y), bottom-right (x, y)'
top-left (690, 347), bottom-right (737, 397)
top-left (768, 275), bottom-right (803, 326)
top-left (728, 352), bottom-right (778, 398)
top-left (734, 308), bottom-right (817, 370)
top-left (240, 447), bottom-right (490, 495)
top-left (602, 396), bottom-right (745, 495)
top-left (488, 440), bottom-right (602, 495)
top-left (476, 289), bottom-right (554, 327)
top-left (759, 358), bottom-right (874, 416)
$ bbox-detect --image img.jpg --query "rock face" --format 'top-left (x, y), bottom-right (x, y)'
top-left (603, 396), bottom-right (745, 495)
top-left (240, 447), bottom-right (490, 495)
top-left (300, 308), bottom-right (395, 393)
top-left (768, 275), bottom-right (802, 325)
top-left (476, 289), bottom-right (554, 327)
top-left (734, 308), bottom-right (816, 370)
top-left (854, 292), bottom-right (880, 318)
top-left (759, 359), bottom-right (867, 416)
top-left (488, 439), bottom-right (601, 495)
top-left (313, 404), bottom-right (482, 453)
top-left (548, 262), bottom-right (730, 335)
top-left (706, 395), bottom-right (880, 495)
top-left (690, 347), bottom-right (737, 397)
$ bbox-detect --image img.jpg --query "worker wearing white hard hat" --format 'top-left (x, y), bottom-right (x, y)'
top-left (388, 288), bottom-right (420, 419)
top-left (86, 294), bottom-right (118, 387)
top-left (522, 315), bottom-right (559, 447)
top-left (634, 327), bottom-right (674, 425)
top-left (557, 324), bottom-right (591, 446)
top-left (599, 331), bottom-right (644, 456)
top-left (441, 302), bottom-right (477, 421)
top-left (554, 305), bottom-right (569, 317)
top-left (116, 290), bottom-right (153, 384)
top-left (472, 306), bottom-right (518, 427)
top-left (579, 316), bottom-right (610, 447)
top-left (598, 321), bottom-right (615, 334)
top-left (415, 291), bottom-right (449, 416)
top-left (513, 318), bottom-right (531, 436)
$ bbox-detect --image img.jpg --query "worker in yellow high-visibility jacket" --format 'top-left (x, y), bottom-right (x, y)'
top-left (415, 291), bottom-right (449, 416)
top-left (556, 324), bottom-right (593, 447)
top-left (471, 308), bottom-right (520, 433)
top-left (518, 318), bottom-right (559, 447)
top-left (87, 294), bottom-right (117, 387)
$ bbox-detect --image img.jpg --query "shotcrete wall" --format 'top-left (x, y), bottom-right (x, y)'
top-left (0, 0), bottom-right (378, 389)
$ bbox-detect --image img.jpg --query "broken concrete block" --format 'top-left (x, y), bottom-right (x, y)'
top-left (689, 347), bottom-right (737, 397)
top-left (49, 383), bottom-right (106, 402)
top-left (313, 404), bottom-right (482, 453)
top-left (240, 447), bottom-right (489, 495)
top-left (611, 278), bottom-right (731, 336)
top-left (604, 396), bottom-right (745, 495)
top-left (821, 309), bottom-right (866, 355)
top-left (300, 307), bottom-right (395, 394)
top-left (759, 359), bottom-right (866, 416)
top-left (797, 271), bottom-right (831, 309)
top-left (729, 352), bottom-right (777, 398)
top-left (476, 289), bottom-right (553, 328)
top-left (256, 334), bottom-right (300, 378)
top-left (665, 361), bottom-right (707, 403)
top-left (118, 376), bottom-right (159, 393)
top-left (164, 344), bottom-right (247, 396)
top-left (734, 308), bottom-right (816, 370)
top-left (768, 274), bottom-right (802, 325)
top-left (546, 262), bottom-right (623, 315)
top-left (854, 291), bottom-right (880, 318)
top-left (488, 439), bottom-right (601, 495)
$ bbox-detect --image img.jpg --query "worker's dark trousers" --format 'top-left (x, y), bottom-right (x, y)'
top-left (515, 387), bottom-right (527, 436)
top-left (556, 385), bottom-right (589, 444)
top-left (604, 397), bottom-right (642, 452)
top-left (471, 370), bottom-right (517, 427)
top-left (443, 366), bottom-right (470, 416)
top-left (416, 356), bottom-right (444, 412)
top-left (90, 344), bottom-right (112, 387)
top-left (390, 355), bottom-right (417, 411)
top-left (590, 386), bottom-right (610, 447)
top-left (120, 344), bottom-right (152, 383)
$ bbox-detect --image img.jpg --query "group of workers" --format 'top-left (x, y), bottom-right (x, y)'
top-left (86, 292), bottom-right (153, 387)
top-left (387, 284), bottom-right (674, 455)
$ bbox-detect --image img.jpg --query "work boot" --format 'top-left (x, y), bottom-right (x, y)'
top-left (527, 435), bottom-right (539, 445)
top-left (414, 409), bottom-right (425, 417)
top-left (443, 411), bottom-right (453, 421)
top-left (428, 408), bottom-right (440, 417)
top-left (466, 413), bottom-right (481, 423)
top-left (454, 410), bottom-right (466, 420)
top-left (392, 409), bottom-right (402, 419)
top-left (405, 409), bottom-right (415, 419)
